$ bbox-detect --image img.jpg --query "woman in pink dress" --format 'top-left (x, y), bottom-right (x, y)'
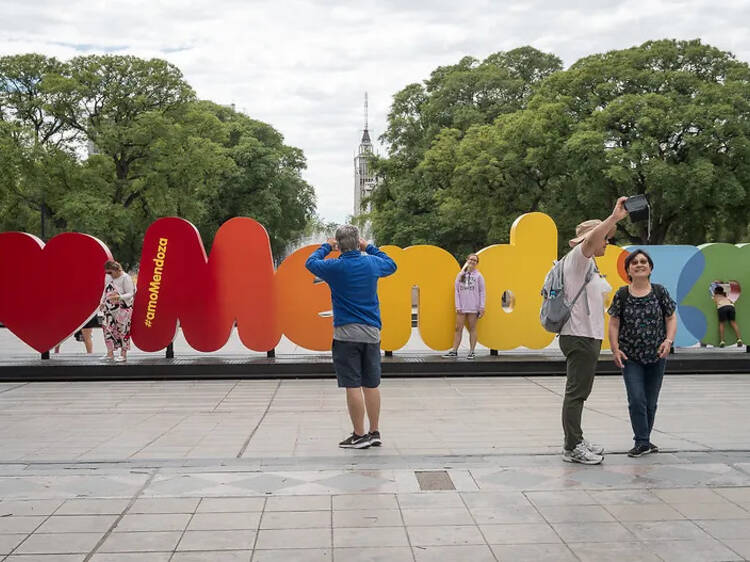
top-left (443, 253), bottom-right (485, 359)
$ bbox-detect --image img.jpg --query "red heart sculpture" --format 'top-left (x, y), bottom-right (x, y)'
top-left (0, 232), bottom-right (112, 352)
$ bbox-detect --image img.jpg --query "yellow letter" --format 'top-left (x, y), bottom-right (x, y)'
top-left (379, 245), bottom-right (459, 351)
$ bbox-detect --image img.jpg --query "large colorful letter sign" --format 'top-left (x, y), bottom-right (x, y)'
top-left (1, 214), bottom-right (748, 353)
top-left (0, 232), bottom-right (112, 352)
top-left (130, 217), bottom-right (279, 352)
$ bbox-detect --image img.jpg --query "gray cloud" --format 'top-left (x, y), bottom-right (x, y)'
top-left (2, 0), bottom-right (750, 223)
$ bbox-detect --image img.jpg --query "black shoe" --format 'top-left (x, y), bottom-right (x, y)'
top-left (339, 433), bottom-right (371, 449)
top-left (442, 350), bottom-right (458, 358)
top-left (628, 444), bottom-right (653, 458)
top-left (649, 443), bottom-right (659, 453)
top-left (369, 431), bottom-right (382, 447)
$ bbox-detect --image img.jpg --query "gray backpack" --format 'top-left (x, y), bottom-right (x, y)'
top-left (540, 254), bottom-right (595, 333)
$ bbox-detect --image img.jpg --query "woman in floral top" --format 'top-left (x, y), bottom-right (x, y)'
top-left (608, 249), bottom-right (677, 458)
top-left (100, 260), bottom-right (135, 363)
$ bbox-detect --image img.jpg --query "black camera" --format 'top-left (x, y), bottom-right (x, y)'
top-left (624, 194), bottom-right (650, 222)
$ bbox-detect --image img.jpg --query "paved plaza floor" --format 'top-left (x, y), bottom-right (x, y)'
top-left (1, 375), bottom-right (750, 561)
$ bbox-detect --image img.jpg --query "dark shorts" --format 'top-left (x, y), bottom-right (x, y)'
top-left (332, 339), bottom-right (382, 388)
top-left (718, 305), bottom-right (736, 322)
top-left (82, 316), bottom-right (100, 329)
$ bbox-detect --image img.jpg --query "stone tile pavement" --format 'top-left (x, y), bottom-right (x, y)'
top-left (1, 375), bottom-right (750, 560)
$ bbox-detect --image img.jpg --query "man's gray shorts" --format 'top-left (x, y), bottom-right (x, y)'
top-left (332, 339), bottom-right (382, 388)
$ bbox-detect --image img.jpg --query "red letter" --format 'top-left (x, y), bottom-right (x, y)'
top-left (130, 217), bottom-right (279, 352)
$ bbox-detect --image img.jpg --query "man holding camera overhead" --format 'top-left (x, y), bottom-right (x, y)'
top-left (305, 225), bottom-right (397, 449)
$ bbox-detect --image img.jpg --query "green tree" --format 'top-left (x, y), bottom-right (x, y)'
top-left (380, 39), bottom-right (750, 255)
top-left (371, 47), bottom-right (563, 252)
top-left (538, 39), bottom-right (750, 245)
top-left (426, 100), bottom-right (574, 257)
top-left (1, 54), bottom-right (317, 267)
top-left (197, 101), bottom-right (316, 259)
top-left (0, 54), bottom-right (80, 239)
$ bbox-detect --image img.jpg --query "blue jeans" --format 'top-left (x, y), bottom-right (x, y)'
top-left (622, 358), bottom-right (666, 446)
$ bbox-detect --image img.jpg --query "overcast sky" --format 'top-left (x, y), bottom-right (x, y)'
top-left (2, 0), bottom-right (750, 223)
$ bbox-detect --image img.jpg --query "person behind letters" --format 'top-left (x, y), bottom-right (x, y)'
top-left (712, 285), bottom-right (743, 348)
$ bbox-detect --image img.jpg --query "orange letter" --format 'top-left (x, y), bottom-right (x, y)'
top-left (275, 244), bottom-right (339, 351)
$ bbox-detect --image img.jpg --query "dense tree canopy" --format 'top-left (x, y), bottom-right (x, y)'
top-left (0, 54), bottom-right (316, 267)
top-left (371, 40), bottom-right (750, 256)
top-left (371, 47), bottom-right (563, 255)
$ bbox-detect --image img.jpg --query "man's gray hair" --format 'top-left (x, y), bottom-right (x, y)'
top-left (335, 224), bottom-right (359, 252)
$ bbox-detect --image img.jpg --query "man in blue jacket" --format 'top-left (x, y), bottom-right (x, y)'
top-left (305, 225), bottom-right (397, 449)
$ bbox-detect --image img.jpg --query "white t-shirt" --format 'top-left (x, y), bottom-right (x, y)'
top-left (559, 243), bottom-right (611, 340)
top-left (105, 273), bottom-right (136, 307)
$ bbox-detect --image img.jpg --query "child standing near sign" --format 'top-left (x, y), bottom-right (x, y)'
top-left (713, 285), bottom-right (743, 347)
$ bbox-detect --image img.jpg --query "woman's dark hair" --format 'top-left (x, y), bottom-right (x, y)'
top-left (624, 249), bottom-right (654, 282)
top-left (460, 254), bottom-right (479, 283)
top-left (714, 286), bottom-right (726, 296)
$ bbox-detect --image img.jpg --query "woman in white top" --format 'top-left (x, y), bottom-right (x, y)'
top-left (100, 260), bottom-right (135, 362)
top-left (559, 197), bottom-right (628, 465)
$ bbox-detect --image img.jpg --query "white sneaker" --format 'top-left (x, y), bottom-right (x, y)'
top-left (114, 356), bottom-right (126, 363)
top-left (100, 355), bottom-right (114, 361)
top-left (563, 443), bottom-right (603, 465)
top-left (582, 439), bottom-right (604, 455)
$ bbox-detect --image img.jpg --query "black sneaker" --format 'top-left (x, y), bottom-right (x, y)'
top-left (442, 350), bottom-right (458, 358)
top-left (628, 444), bottom-right (653, 457)
top-left (648, 443), bottom-right (659, 453)
top-left (339, 433), bottom-right (371, 449)
top-left (369, 431), bottom-right (382, 447)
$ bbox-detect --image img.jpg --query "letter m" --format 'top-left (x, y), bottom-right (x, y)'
top-left (130, 217), bottom-right (279, 352)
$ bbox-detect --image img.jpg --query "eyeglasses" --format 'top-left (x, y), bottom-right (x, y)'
top-left (630, 258), bottom-right (650, 265)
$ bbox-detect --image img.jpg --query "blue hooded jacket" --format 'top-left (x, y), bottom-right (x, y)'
top-left (305, 243), bottom-right (397, 328)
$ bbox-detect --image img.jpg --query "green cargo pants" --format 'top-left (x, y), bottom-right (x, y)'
top-left (559, 335), bottom-right (602, 451)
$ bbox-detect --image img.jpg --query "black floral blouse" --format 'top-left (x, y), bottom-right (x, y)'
top-left (607, 284), bottom-right (676, 364)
